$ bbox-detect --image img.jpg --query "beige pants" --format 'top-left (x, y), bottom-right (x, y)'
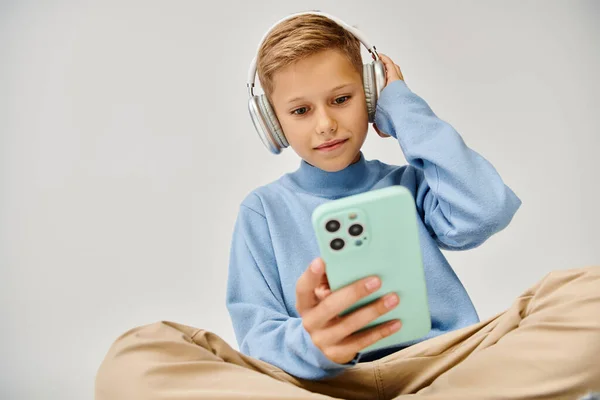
top-left (96, 266), bottom-right (600, 400)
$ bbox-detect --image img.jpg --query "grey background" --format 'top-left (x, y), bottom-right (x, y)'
top-left (1, 0), bottom-right (598, 399)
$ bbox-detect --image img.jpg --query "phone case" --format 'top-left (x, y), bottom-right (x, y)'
top-left (312, 185), bottom-right (431, 353)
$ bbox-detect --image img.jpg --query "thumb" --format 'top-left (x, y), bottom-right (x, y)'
top-left (296, 258), bottom-right (326, 314)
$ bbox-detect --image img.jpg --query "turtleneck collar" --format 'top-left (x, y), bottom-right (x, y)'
top-left (283, 152), bottom-right (380, 199)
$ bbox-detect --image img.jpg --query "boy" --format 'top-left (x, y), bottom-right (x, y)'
top-left (96, 12), bottom-right (600, 400)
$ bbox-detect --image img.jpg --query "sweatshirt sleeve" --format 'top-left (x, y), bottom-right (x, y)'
top-left (225, 200), bottom-right (352, 380)
top-left (374, 80), bottom-right (521, 250)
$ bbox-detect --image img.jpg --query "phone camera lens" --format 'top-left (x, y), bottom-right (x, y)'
top-left (325, 220), bottom-right (341, 233)
top-left (348, 224), bottom-right (364, 237)
top-left (330, 238), bottom-right (345, 251)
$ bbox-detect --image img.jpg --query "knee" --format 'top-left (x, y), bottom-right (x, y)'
top-left (95, 321), bottom-right (184, 400)
top-left (95, 324), bottom-right (146, 400)
top-left (547, 266), bottom-right (600, 326)
top-left (545, 265), bottom-right (600, 294)
top-left (579, 265), bottom-right (600, 310)
top-left (561, 265), bottom-right (600, 296)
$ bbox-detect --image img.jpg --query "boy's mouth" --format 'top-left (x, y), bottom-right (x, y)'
top-left (314, 138), bottom-right (348, 152)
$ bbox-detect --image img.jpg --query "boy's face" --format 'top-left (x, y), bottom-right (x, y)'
top-left (269, 49), bottom-right (369, 172)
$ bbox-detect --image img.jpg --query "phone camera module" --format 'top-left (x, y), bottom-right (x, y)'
top-left (330, 238), bottom-right (345, 251)
top-left (325, 220), bottom-right (341, 233)
top-left (348, 224), bottom-right (364, 237)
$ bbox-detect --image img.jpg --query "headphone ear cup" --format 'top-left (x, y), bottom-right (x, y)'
top-left (248, 94), bottom-right (288, 154)
top-left (363, 64), bottom-right (377, 122)
top-left (248, 96), bottom-right (279, 154)
top-left (372, 59), bottom-right (386, 100)
top-left (363, 63), bottom-right (377, 123)
top-left (258, 95), bottom-right (289, 149)
top-left (363, 60), bottom-right (386, 123)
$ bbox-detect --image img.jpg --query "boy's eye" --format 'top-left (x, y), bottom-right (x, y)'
top-left (334, 96), bottom-right (350, 104)
top-left (292, 107), bottom-right (308, 115)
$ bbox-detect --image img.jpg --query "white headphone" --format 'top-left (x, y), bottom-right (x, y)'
top-left (247, 11), bottom-right (386, 154)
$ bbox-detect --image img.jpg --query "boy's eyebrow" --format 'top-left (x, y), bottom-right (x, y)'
top-left (286, 83), bottom-right (355, 104)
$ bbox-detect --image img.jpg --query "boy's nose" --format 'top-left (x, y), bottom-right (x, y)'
top-left (315, 109), bottom-right (337, 135)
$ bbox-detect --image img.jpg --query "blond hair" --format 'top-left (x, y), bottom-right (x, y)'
top-left (257, 14), bottom-right (363, 101)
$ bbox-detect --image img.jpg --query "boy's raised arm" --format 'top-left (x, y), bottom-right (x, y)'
top-left (374, 77), bottom-right (521, 250)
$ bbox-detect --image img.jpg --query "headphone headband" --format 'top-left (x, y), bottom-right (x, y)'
top-left (247, 10), bottom-right (379, 96)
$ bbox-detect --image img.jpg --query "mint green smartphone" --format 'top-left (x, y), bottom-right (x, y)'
top-left (311, 186), bottom-right (431, 352)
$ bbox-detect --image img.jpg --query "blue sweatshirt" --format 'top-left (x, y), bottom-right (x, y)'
top-left (226, 79), bottom-right (521, 380)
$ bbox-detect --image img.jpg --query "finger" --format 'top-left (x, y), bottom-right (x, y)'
top-left (314, 285), bottom-right (332, 301)
top-left (329, 320), bottom-right (402, 363)
top-left (378, 53), bottom-right (401, 82)
top-left (316, 293), bottom-right (399, 347)
top-left (394, 64), bottom-right (404, 81)
top-left (387, 64), bottom-right (400, 81)
top-left (303, 275), bottom-right (381, 331)
top-left (315, 282), bottom-right (331, 295)
top-left (378, 53), bottom-right (395, 70)
top-left (296, 258), bottom-right (326, 314)
top-left (378, 53), bottom-right (392, 63)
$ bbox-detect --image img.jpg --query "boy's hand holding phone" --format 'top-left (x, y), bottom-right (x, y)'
top-left (305, 186), bottom-right (432, 362)
top-left (295, 257), bottom-right (401, 364)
